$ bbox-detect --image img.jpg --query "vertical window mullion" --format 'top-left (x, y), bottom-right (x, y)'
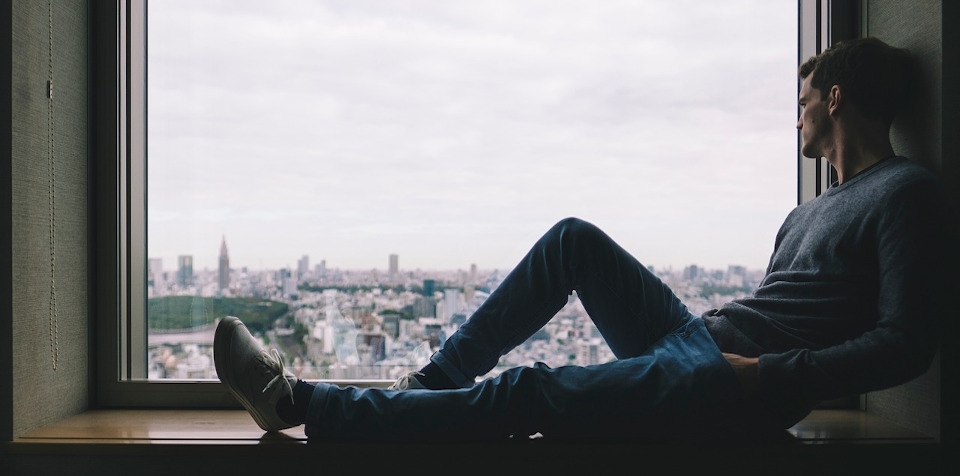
top-left (127, 0), bottom-right (147, 380)
top-left (797, 0), bottom-right (821, 204)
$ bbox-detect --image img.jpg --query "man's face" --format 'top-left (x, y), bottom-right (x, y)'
top-left (796, 73), bottom-right (831, 159)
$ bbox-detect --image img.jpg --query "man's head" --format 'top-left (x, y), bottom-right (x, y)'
top-left (799, 37), bottom-right (912, 126)
top-left (796, 38), bottom-right (912, 159)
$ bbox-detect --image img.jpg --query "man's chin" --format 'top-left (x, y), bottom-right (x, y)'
top-left (799, 146), bottom-right (821, 159)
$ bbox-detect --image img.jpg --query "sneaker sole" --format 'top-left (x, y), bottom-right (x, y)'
top-left (214, 316), bottom-right (276, 432)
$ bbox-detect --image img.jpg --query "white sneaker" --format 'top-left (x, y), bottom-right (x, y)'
top-left (214, 316), bottom-right (297, 432)
top-left (388, 371), bottom-right (428, 390)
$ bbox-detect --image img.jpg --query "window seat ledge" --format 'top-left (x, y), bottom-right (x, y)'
top-left (1, 409), bottom-right (946, 476)
top-left (8, 408), bottom-right (938, 445)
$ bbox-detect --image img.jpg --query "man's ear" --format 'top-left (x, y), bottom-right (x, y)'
top-left (828, 84), bottom-right (842, 116)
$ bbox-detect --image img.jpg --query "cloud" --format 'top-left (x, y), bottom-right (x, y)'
top-left (147, 0), bottom-right (799, 272)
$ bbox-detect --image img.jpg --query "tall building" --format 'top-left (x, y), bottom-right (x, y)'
top-left (283, 276), bottom-right (298, 298)
top-left (578, 341), bottom-right (602, 366)
top-left (148, 258), bottom-right (165, 297)
top-left (389, 253), bottom-right (399, 276)
top-left (442, 288), bottom-right (462, 323)
top-left (412, 296), bottom-right (437, 318)
top-left (297, 255), bottom-right (310, 280)
top-left (177, 255), bottom-right (194, 287)
top-left (218, 236), bottom-right (230, 292)
top-left (315, 259), bottom-right (326, 277)
top-left (422, 279), bottom-right (436, 297)
top-left (279, 268), bottom-right (298, 298)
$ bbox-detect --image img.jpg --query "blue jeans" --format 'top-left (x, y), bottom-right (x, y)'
top-left (304, 218), bottom-right (744, 441)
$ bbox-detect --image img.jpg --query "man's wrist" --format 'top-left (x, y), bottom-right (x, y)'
top-left (722, 353), bottom-right (760, 396)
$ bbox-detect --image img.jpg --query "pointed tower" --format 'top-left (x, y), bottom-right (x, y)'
top-left (218, 235), bottom-right (230, 293)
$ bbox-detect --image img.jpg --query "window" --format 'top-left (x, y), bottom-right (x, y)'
top-left (98, 0), bottom-right (812, 406)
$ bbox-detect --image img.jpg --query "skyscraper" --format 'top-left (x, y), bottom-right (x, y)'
top-left (177, 255), bottom-right (194, 287)
top-left (389, 253), bottom-right (399, 276)
top-left (442, 288), bottom-right (462, 323)
top-left (298, 255), bottom-right (310, 280)
top-left (148, 258), bottom-right (165, 297)
top-left (218, 236), bottom-right (230, 292)
top-left (315, 259), bottom-right (326, 277)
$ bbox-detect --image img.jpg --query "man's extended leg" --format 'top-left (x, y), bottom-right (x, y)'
top-left (215, 295), bottom-right (743, 440)
top-left (305, 317), bottom-right (741, 441)
top-left (428, 217), bottom-right (694, 387)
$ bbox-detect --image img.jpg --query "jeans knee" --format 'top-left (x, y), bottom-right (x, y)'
top-left (550, 217), bottom-right (604, 246)
top-left (552, 217), bottom-right (595, 237)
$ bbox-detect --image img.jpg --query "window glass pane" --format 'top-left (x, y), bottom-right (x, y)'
top-left (146, 0), bottom-right (798, 381)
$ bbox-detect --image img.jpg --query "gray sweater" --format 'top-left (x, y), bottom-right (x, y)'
top-left (703, 156), bottom-right (958, 420)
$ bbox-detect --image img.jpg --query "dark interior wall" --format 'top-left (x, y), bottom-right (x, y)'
top-left (871, 0), bottom-right (944, 178)
top-left (860, 0), bottom-right (957, 441)
top-left (1, 0), bottom-right (14, 444)
top-left (5, 0), bottom-right (89, 439)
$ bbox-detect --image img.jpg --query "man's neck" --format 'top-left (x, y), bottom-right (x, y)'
top-left (827, 124), bottom-right (895, 184)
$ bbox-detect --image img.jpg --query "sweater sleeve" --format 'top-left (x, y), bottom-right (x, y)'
top-left (757, 179), bottom-right (956, 405)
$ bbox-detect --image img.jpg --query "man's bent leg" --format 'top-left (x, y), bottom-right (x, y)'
top-left (432, 217), bottom-right (692, 386)
top-left (307, 318), bottom-right (741, 441)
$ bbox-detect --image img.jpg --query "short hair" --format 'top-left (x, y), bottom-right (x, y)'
top-left (798, 37), bottom-right (912, 126)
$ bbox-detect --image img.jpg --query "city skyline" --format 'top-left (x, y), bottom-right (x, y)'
top-left (150, 234), bottom-right (767, 276)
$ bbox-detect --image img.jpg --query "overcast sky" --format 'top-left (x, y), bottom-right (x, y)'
top-left (147, 0), bottom-right (799, 273)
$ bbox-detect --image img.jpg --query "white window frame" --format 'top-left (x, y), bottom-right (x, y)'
top-left (96, 0), bottom-right (838, 407)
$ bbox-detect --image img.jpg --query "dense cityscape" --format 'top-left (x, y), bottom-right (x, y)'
top-left (146, 237), bottom-right (764, 383)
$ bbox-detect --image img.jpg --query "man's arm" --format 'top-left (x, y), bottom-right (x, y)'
top-left (757, 178), bottom-right (954, 405)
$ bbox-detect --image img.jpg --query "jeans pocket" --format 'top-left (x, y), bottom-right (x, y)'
top-left (667, 313), bottom-right (701, 339)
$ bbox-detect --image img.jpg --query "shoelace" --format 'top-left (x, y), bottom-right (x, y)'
top-left (391, 371), bottom-right (425, 390)
top-left (261, 348), bottom-right (295, 404)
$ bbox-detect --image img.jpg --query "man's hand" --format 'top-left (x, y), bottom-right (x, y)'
top-left (722, 353), bottom-right (760, 396)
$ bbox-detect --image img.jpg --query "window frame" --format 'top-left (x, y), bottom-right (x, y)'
top-left (797, 0), bottom-right (860, 203)
top-left (96, 0), bottom-right (839, 408)
top-left (95, 0), bottom-right (239, 407)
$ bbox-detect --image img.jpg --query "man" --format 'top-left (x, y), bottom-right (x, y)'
top-left (214, 37), bottom-right (956, 441)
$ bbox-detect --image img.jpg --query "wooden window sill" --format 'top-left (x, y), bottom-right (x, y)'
top-left (1, 409), bottom-right (943, 475)
top-left (13, 409), bottom-right (307, 445)
top-left (7, 408), bottom-right (935, 446)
